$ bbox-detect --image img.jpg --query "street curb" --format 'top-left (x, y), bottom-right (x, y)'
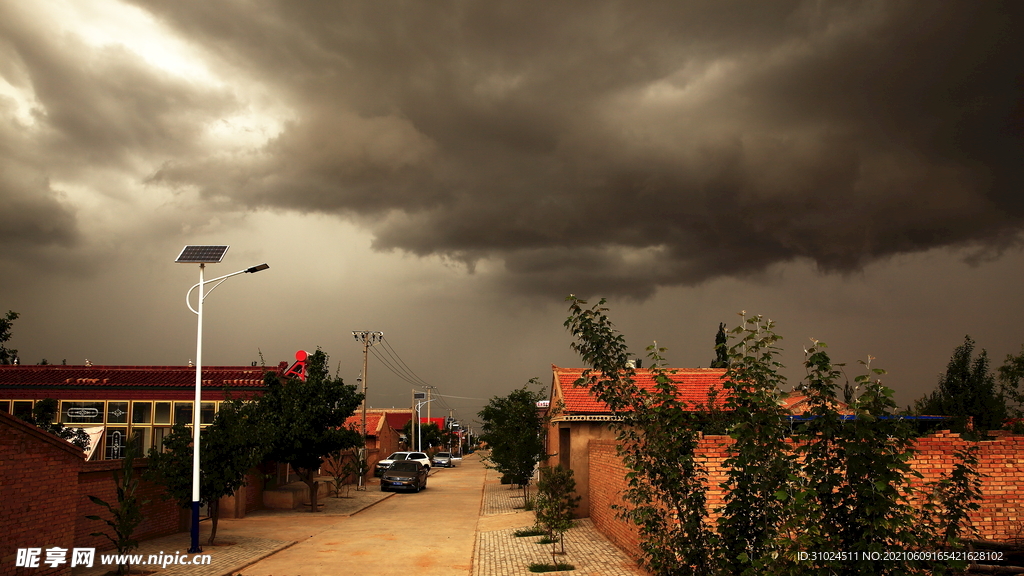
top-left (217, 540), bottom-right (298, 576)
top-left (345, 491), bottom-right (396, 517)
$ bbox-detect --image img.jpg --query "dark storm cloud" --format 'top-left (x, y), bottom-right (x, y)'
top-left (137, 2), bottom-right (1024, 296)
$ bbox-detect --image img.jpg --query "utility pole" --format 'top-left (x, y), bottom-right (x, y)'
top-left (352, 330), bottom-right (382, 490)
top-left (424, 385), bottom-right (436, 428)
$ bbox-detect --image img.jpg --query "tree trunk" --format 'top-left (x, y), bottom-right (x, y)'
top-left (207, 499), bottom-right (219, 545)
top-left (300, 469), bottom-right (320, 512)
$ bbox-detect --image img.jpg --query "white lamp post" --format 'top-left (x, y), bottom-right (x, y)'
top-left (415, 397), bottom-right (435, 454)
top-left (176, 245), bottom-right (268, 553)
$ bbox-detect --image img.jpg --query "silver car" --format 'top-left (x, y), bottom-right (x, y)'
top-left (432, 452), bottom-right (456, 468)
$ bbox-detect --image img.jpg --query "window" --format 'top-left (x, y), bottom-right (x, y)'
top-left (105, 427), bottom-right (129, 459)
top-left (174, 402), bottom-right (193, 425)
top-left (60, 401), bottom-right (104, 424)
top-left (12, 400), bottom-right (34, 420)
top-left (107, 401), bottom-right (129, 424)
top-left (153, 426), bottom-right (173, 452)
top-left (200, 402), bottom-right (216, 425)
top-left (0, 400), bottom-right (9, 414)
top-left (154, 402), bottom-right (172, 425)
top-left (132, 402), bottom-right (152, 424)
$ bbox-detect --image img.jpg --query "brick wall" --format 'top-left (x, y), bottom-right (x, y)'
top-left (1, 412), bottom-right (84, 576)
top-left (588, 440), bottom-right (643, 560)
top-left (588, 432), bottom-right (1024, 561)
top-left (75, 459), bottom-right (182, 550)
top-left (1, 412), bottom-right (184, 576)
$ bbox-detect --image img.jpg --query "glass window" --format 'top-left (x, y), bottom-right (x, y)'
top-left (107, 401), bottom-right (129, 424)
top-left (200, 402), bottom-right (216, 425)
top-left (131, 428), bottom-right (151, 454)
top-left (61, 401), bottom-right (104, 424)
top-left (0, 400), bottom-right (9, 413)
top-left (154, 402), bottom-right (172, 424)
top-left (105, 427), bottom-right (129, 459)
top-left (132, 402), bottom-right (152, 424)
top-left (13, 400), bottom-right (34, 420)
top-left (153, 427), bottom-right (173, 452)
top-left (174, 402), bottom-right (193, 424)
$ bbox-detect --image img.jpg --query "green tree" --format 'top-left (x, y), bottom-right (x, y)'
top-left (86, 439), bottom-right (146, 575)
top-left (146, 397), bottom-right (267, 544)
top-left (566, 296), bottom-right (716, 576)
top-left (710, 322), bottom-right (729, 368)
top-left (261, 349), bottom-right (363, 513)
top-left (403, 420), bottom-right (444, 451)
top-left (535, 465), bottom-right (581, 563)
top-left (790, 343), bottom-right (931, 575)
top-left (998, 345), bottom-right (1024, 428)
top-left (1, 310), bottom-right (19, 364)
top-left (915, 336), bottom-right (1007, 435)
top-left (478, 381), bottom-right (547, 504)
top-left (21, 398), bottom-right (90, 451)
top-left (716, 314), bottom-right (795, 576)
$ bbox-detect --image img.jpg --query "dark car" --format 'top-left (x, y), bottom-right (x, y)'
top-left (380, 461), bottom-right (428, 492)
top-left (432, 452), bottom-right (455, 468)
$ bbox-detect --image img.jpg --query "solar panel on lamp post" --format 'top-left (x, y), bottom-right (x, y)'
top-left (175, 245), bottom-right (269, 553)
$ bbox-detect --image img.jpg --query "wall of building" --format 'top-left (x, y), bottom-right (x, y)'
top-left (1, 413), bottom-right (85, 576)
top-left (548, 420), bottom-right (618, 517)
top-left (588, 432), bottom-right (1024, 562)
top-left (1, 413), bottom-right (184, 576)
top-left (74, 459), bottom-right (183, 550)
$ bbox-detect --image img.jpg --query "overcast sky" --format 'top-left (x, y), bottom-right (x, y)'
top-left (2, 1), bottom-right (1022, 425)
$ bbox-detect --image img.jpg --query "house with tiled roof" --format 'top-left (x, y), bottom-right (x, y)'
top-left (547, 365), bottom-right (729, 517)
top-left (0, 362), bottom-right (286, 460)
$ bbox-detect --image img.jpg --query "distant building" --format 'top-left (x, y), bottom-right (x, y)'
top-left (546, 365), bottom-right (729, 516)
top-left (0, 362), bottom-right (286, 460)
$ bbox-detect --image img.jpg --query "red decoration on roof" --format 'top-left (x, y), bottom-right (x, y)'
top-left (0, 364), bottom-right (284, 390)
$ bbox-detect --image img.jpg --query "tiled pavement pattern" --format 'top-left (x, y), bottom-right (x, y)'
top-left (481, 477), bottom-right (534, 516)
top-left (70, 535), bottom-right (290, 576)
top-left (474, 466), bottom-right (646, 576)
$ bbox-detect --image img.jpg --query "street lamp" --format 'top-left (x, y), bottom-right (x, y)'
top-left (415, 397), bottom-right (435, 454)
top-left (175, 245), bottom-right (268, 553)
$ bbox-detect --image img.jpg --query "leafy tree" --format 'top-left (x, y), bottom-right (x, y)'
top-left (87, 439), bottom-right (146, 575)
top-left (146, 397), bottom-right (266, 544)
top-left (566, 296), bottom-right (716, 576)
top-left (21, 398), bottom-right (90, 451)
top-left (790, 343), bottom-right (931, 575)
top-left (1, 310), bottom-right (19, 364)
top-left (998, 345), bottom-right (1024, 429)
top-left (716, 315), bottom-right (795, 576)
top-left (915, 336), bottom-right (1007, 435)
top-left (478, 381), bottom-right (547, 504)
top-left (535, 465), bottom-right (581, 564)
top-left (403, 420), bottom-right (444, 451)
top-left (710, 322), bottom-right (729, 368)
top-left (260, 349), bottom-right (363, 513)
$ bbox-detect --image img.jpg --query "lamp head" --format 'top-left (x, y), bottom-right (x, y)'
top-left (245, 263), bottom-right (270, 273)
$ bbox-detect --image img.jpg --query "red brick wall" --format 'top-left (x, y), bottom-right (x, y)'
top-left (589, 432), bottom-right (1024, 560)
top-left (245, 470), bottom-right (264, 513)
top-left (1, 413), bottom-right (84, 576)
top-left (74, 459), bottom-right (181, 550)
top-left (589, 441), bottom-right (642, 560)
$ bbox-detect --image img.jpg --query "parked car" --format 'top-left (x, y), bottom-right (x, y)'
top-left (380, 461), bottom-right (428, 492)
top-left (375, 451), bottom-right (431, 476)
top-left (432, 452), bottom-right (456, 467)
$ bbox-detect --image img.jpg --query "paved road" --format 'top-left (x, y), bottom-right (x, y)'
top-left (238, 459), bottom-right (485, 576)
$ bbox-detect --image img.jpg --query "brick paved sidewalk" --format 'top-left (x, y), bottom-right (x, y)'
top-left (473, 465), bottom-right (646, 576)
top-left (69, 534), bottom-right (291, 576)
top-left (71, 482), bottom-right (392, 576)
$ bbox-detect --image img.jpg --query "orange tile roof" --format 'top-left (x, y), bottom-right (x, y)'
top-left (552, 365), bottom-right (729, 415)
top-left (344, 412), bottom-right (385, 435)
